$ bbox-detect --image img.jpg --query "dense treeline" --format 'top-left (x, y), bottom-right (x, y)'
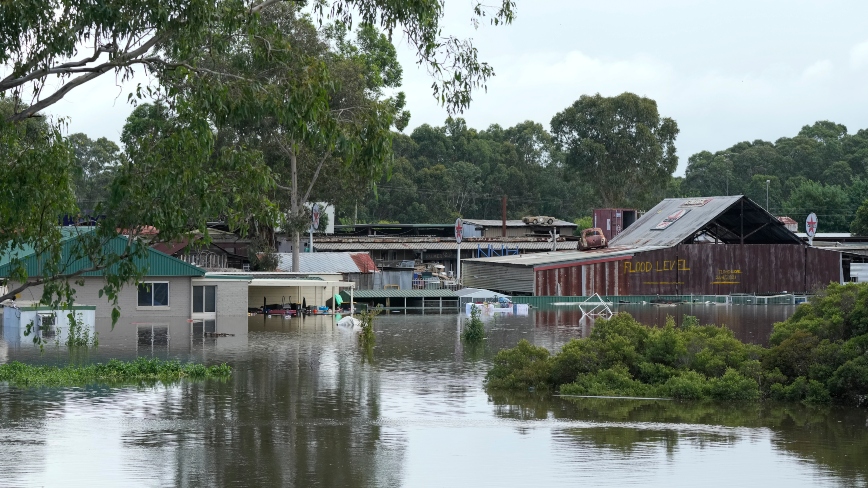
top-left (485, 282), bottom-right (868, 406)
top-left (339, 115), bottom-right (868, 232)
top-left (343, 92), bottom-right (679, 224)
top-left (680, 121), bottom-right (868, 232)
top-left (347, 118), bottom-right (595, 223)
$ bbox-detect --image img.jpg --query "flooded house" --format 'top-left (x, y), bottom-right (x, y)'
top-left (463, 196), bottom-right (857, 297)
top-left (0, 228), bottom-right (253, 346)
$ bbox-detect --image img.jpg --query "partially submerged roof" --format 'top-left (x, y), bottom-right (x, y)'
top-left (0, 227), bottom-right (205, 278)
top-left (351, 289), bottom-right (457, 298)
top-left (610, 196), bottom-right (802, 247)
top-left (276, 252), bottom-right (379, 273)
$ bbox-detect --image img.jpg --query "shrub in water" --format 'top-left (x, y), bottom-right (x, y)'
top-left (485, 339), bottom-right (551, 390)
top-left (462, 305), bottom-right (485, 342)
top-left (486, 283), bottom-right (868, 405)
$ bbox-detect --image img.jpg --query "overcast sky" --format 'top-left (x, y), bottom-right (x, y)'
top-left (48, 0), bottom-right (868, 175)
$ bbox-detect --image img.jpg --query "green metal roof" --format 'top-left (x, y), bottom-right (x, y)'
top-left (0, 228), bottom-right (205, 278)
top-left (349, 289), bottom-right (458, 299)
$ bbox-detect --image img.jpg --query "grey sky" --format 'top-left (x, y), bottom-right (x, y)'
top-left (49, 0), bottom-right (868, 175)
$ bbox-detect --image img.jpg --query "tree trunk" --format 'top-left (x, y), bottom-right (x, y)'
top-left (290, 145), bottom-right (300, 272)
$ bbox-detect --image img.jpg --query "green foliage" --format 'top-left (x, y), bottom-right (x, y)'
top-left (462, 304), bottom-right (486, 342)
top-left (550, 92), bottom-right (679, 208)
top-left (487, 283), bottom-right (868, 406)
top-left (0, 358), bottom-right (231, 387)
top-left (573, 216), bottom-right (593, 234)
top-left (783, 181), bottom-right (850, 232)
top-left (850, 199), bottom-right (868, 236)
top-left (357, 307), bottom-right (380, 348)
top-left (682, 119), bottom-right (868, 224)
top-left (485, 339), bottom-right (551, 390)
top-left (0, 0), bottom-right (515, 322)
top-left (247, 235), bottom-right (279, 271)
top-left (485, 313), bottom-right (761, 403)
top-left (349, 118), bottom-right (596, 225)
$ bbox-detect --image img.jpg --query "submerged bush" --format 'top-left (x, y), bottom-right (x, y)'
top-left (485, 339), bottom-right (551, 390)
top-left (462, 305), bottom-right (486, 342)
top-left (486, 283), bottom-right (868, 406)
top-left (0, 358), bottom-right (232, 387)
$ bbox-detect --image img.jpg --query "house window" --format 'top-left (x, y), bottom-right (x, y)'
top-left (138, 282), bottom-right (169, 307)
top-left (38, 313), bottom-right (56, 338)
top-left (137, 324), bottom-right (169, 346)
top-left (191, 319), bottom-right (217, 337)
top-left (193, 285), bottom-right (216, 313)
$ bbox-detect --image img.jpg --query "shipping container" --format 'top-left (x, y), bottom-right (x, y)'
top-left (594, 208), bottom-right (638, 241)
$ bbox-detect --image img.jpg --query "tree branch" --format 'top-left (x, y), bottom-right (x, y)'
top-left (6, 33), bottom-right (165, 121)
top-left (302, 150), bottom-right (332, 206)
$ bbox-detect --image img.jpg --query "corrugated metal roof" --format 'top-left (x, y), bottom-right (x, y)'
top-left (352, 289), bottom-right (458, 298)
top-left (275, 252), bottom-right (378, 273)
top-left (312, 241), bottom-right (577, 251)
top-left (349, 253), bottom-right (378, 272)
top-left (463, 218), bottom-right (577, 228)
top-left (610, 195), bottom-right (802, 247)
top-left (463, 245), bottom-right (666, 268)
top-left (0, 228), bottom-right (205, 278)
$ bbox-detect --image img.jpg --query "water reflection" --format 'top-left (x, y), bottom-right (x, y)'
top-left (0, 310), bottom-right (864, 487)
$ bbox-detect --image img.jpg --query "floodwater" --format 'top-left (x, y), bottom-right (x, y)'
top-left (0, 306), bottom-right (866, 487)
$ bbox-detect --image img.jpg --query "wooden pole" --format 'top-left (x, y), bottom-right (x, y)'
top-left (502, 196), bottom-right (507, 237)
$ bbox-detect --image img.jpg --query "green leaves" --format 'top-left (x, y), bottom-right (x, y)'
top-left (551, 92), bottom-right (680, 208)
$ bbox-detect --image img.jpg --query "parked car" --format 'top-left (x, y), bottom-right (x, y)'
top-left (578, 227), bottom-right (607, 251)
top-left (522, 215), bottom-right (555, 225)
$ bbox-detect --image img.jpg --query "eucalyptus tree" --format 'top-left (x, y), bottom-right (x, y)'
top-left (0, 0), bottom-right (516, 308)
top-left (550, 92), bottom-right (679, 208)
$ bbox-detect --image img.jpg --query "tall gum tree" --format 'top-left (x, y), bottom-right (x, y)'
top-left (550, 92), bottom-right (679, 209)
top-left (0, 0), bottom-right (516, 310)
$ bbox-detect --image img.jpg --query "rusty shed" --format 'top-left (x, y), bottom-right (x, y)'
top-left (463, 196), bottom-right (844, 296)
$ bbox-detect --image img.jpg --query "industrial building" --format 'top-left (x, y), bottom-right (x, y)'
top-left (463, 196), bottom-right (849, 296)
top-left (305, 220), bottom-right (578, 274)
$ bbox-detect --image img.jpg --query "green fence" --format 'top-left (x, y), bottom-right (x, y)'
top-left (509, 294), bottom-right (809, 307)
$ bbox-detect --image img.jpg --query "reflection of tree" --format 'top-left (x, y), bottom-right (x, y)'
top-left (136, 328), bottom-right (406, 487)
top-left (0, 321), bottom-right (406, 487)
top-left (488, 392), bottom-right (868, 484)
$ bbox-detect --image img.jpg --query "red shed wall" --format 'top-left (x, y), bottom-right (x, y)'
top-left (533, 245), bottom-right (841, 296)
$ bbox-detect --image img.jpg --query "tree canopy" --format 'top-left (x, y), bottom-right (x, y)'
top-left (681, 120), bottom-right (868, 232)
top-left (550, 92), bottom-right (679, 208)
top-left (0, 0), bottom-right (516, 308)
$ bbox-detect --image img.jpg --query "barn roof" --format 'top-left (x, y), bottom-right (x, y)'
top-left (610, 196), bottom-right (802, 247)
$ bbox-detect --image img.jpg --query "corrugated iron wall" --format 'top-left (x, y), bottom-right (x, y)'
top-left (464, 261), bottom-right (534, 294)
top-left (534, 245), bottom-right (840, 296)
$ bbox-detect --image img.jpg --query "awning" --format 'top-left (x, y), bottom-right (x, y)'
top-left (249, 278), bottom-right (355, 288)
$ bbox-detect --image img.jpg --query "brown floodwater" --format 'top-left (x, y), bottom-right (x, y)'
top-left (0, 307), bottom-right (866, 487)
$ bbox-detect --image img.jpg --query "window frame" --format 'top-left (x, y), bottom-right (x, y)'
top-left (137, 281), bottom-right (171, 309)
top-left (192, 285), bottom-right (217, 314)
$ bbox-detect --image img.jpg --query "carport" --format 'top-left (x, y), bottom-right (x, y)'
top-left (248, 276), bottom-right (355, 313)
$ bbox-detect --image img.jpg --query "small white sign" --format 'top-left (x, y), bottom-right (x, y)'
top-left (806, 212), bottom-right (818, 238)
top-left (455, 218), bottom-right (463, 244)
top-left (311, 203), bottom-right (321, 231)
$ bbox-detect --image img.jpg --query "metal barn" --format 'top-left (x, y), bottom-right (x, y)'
top-left (463, 196), bottom-right (843, 296)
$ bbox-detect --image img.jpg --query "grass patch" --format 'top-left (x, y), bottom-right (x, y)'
top-left (0, 357), bottom-right (232, 387)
